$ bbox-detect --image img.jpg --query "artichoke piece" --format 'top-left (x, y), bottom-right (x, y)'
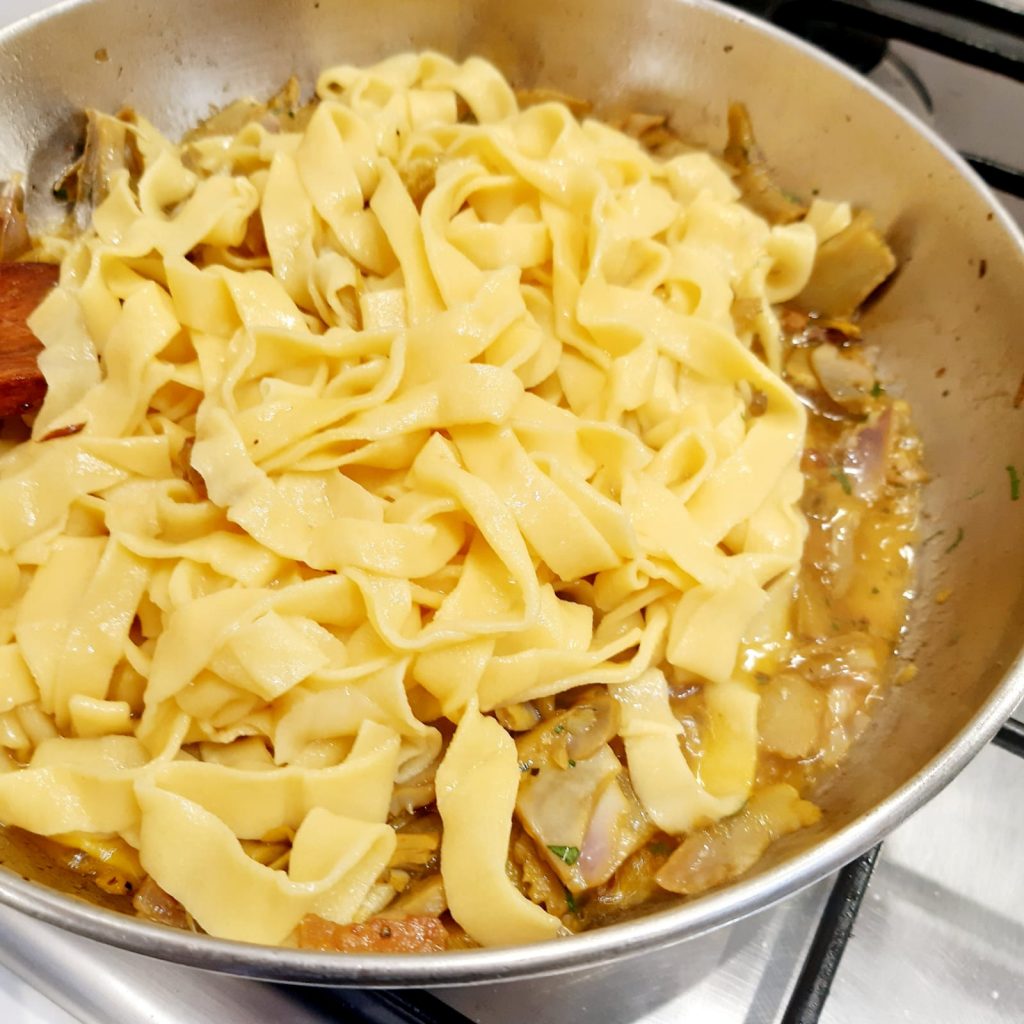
top-left (614, 112), bottom-right (690, 157)
top-left (515, 87), bottom-right (592, 118)
top-left (724, 103), bottom-right (808, 225)
top-left (383, 873), bottom-right (447, 918)
top-left (796, 210), bottom-right (897, 318)
top-left (182, 97), bottom-right (268, 142)
top-left (183, 76), bottom-right (313, 141)
top-left (507, 825), bottom-right (571, 918)
top-left (0, 179), bottom-right (31, 261)
top-left (52, 108), bottom-right (142, 231)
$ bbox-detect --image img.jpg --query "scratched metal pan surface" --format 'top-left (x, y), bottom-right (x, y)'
top-left (0, 0), bottom-right (1022, 988)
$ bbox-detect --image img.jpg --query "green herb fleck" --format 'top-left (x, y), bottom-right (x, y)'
top-left (552, 723), bottom-right (566, 735)
top-left (563, 887), bottom-right (578, 914)
top-left (547, 845), bottom-right (580, 866)
top-left (1007, 464), bottom-right (1021, 502)
top-left (830, 465), bottom-right (853, 495)
top-left (649, 841), bottom-right (672, 856)
top-left (870, 381), bottom-right (885, 398)
top-left (568, 759), bottom-right (577, 768)
top-left (945, 526), bottom-right (965, 554)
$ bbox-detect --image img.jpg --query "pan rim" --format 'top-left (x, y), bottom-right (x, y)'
top-left (0, 0), bottom-right (1022, 986)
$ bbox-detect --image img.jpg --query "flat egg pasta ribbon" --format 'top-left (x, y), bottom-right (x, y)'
top-left (611, 669), bottom-right (757, 833)
top-left (436, 700), bottom-right (564, 945)
top-left (137, 789), bottom-right (396, 944)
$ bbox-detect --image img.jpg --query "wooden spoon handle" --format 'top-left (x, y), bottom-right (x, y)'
top-left (0, 263), bottom-right (58, 417)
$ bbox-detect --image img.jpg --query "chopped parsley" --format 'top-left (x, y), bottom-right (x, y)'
top-left (547, 845), bottom-right (580, 866)
top-left (945, 526), bottom-right (965, 554)
top-left (563, 887), bottom-right (578, 914)
top-left (830, 464), bottom-right (853, 495)
top-left (870, 381), bottom-right (885, 398)
top-left (552, 723), bottom-right (566, 735)
top-left (567, 759), bottom-right (577, 768)
top-left (1007, 464), bottom-right (1021, 502)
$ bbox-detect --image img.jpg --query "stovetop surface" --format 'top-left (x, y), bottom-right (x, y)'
top-left (0, 1), bottom-right (1022, 1021)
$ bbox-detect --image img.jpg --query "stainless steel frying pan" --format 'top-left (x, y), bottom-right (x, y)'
top-left (0, 0), bottom-right (1022, 987)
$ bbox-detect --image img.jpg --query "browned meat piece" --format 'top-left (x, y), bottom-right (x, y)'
top-left (296, 914), bottom-right (448, 953)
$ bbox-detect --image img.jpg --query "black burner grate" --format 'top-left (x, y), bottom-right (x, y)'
top-left (758, 0), bottom-right (1024, 82)
top-left (780, 845), bottom-right (881, 1024)
top-left (737, 0), bottom-right (1024, 199)
top-left (339, 3), bottom-right (1024, 1021)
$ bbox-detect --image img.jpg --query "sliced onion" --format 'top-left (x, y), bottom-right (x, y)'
top-left (809, 343), bottom-right (874, 409)
top-left (844, 407), bottom-right (894, 501)
top-left (757, 673), bottom-right (824, 760)
top-left (656, 785), bottom-right (819, 896)
top-left (566, 691), bottom-right (620, 762)
top-left (576, 775), bottom-right (653, 889)
top-left (132, 877), bottom-right (190, 930)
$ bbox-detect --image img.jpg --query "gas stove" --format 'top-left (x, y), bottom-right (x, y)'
top-left (0, 2), bottom-right (1022, 1022)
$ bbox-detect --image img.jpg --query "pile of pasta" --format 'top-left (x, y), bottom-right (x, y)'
top-left (0, 53), bottom-right (828, 948)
